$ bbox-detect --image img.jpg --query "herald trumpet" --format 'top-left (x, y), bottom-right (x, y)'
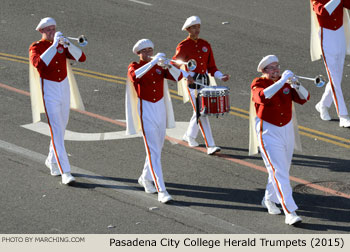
top-left (150, 56), bottom-right (197, 71)
top-left (289, 74), bottom-right (326, 88)
top-left (171, 59), bottom-right (197, 71)
top-left (60, 35), bottom-right (88, 47)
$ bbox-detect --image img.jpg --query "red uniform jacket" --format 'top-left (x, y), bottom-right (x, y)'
top-left (172, 37), bottom-right (218, 75)
top-left (29, 39), bottom-right (86, 82)
top-left (251, 77), bottom-right (309, 127)
top-left (128, 61), bottom-right (182, 103)
top-left (311, 0), bottom-right (350, 30)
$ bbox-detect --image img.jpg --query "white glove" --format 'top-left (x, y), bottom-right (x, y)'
top-left (214, 70), bottom-right (224, 79)
top-left (59, 37), bottom-right (70, 48)
top-left (163, 59), bottom-right (171, 66)
top-left (325, 0), bottom-right (341, 15)
top-left (135, 52), bottom-right (166, 79)
top-left (53, 31), bottom-right (63, 47)
top-left (291, 82), bottom-right (309, 100)
top-left (151, 52), bottom-right (166, 63)
top-left (263, 70), bottom-right (294, 99)
top-left (180, 68), bottom-right (190, 78)
top-left (168, 65), bottom-right (181, 81)
top-left (68, 42), bottom-right (82, 61)
top-left (280, 70), bottom-right (294, 83)
top-left (40, 32), bottom-right (63, 66)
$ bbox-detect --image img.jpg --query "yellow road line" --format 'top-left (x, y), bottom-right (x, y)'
top-left (0, 52), bottom-right (127, 81)
top-left (72, 67), bottom-right (127, 81)
top-left (0, 56), bottom-right (28, 65)
top-left (230, 106), bottom-right (249, 114)
top-left (0, 52), bottom-right (29, 60)
top-left (229, 111), bottom-right (249, 119)
top-left (300, 131), bottom-right (350, 149)
top-left (299, 125), bottom-right (350, 143)
top-left (73, 71), bottom-right (125, 84)
top-left (0, 52), bottom-right (349, 147)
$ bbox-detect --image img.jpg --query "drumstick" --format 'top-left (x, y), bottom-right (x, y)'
top-left (193, 81), bottom-right (207, 87)
top-left (195, 83), bottom-right (200, 124)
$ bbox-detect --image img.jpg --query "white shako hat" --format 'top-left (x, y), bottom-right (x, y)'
top-left (35, 17), bottom-right (56, 31)
top-left (132, 39), bottom-right (154, 54)
top-left (257, 55), bottom-right (279, 72)
top-left (182, 16), bottom-right (201, 31)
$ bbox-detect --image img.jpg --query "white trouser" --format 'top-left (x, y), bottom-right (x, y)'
top-left (185, 87), bottom-right (215, 148)
top-left (42, 77), bottom-right (71, 174)
top-left (256, 118), bottom-right (298, 214)
top-left (320, 26), bottom-right (348, 116)
top-left (138, 98), bottom-right (167, 192)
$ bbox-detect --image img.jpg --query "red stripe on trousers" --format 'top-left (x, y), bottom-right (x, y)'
top-left (259, 121), bottom-right (290, 214)
top-left (320, 27), bottom-right (340, 115)
top-left (139, 99), bottom-right (160, 192)
top-left (41, 79), bottom-right (64, 174)
top-left (187, 87), bottom-right (209, 147)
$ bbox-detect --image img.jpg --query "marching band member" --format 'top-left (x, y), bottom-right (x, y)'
top-left (172, 16), bottom-right (230, 155)
top-left (126, 39), bottom-right (185, 203)
top-left (29, 17), bottom-right (86, 185)
top-left (310, 0), bottom-right (350, 127)
top-left (249, 55), bottom-right (310, 225)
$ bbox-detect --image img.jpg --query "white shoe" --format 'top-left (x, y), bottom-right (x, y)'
top-left (339, 115), bottom-right (350, 128)
top-left (207, 146), bottom-right (221, 155)
top-left (138, 177), bottom-right (157, 194)
top-left (61, 173), bottom-right (75, 185)
top-left (45, 159), bottom-right (61, 176)
top-left (285, 211), bottom-right (302, 225)
top-left (261, 197), bottom-right (281, 215)
top-left (183, 134), bottom-right (199, 147)
top-left (315, 102), bottom-right (331, 121)
top-left (158, 191), bottom-right (173, 203)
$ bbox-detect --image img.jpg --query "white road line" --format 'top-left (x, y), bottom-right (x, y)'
top-left (0, 139), bottom-right (254, 233)
top-left (128, 0), bottom-right (152, 6)
top-left (21, 122), bottom-right (142, 141)
top-left (21, 121), bottom-right (190, 142)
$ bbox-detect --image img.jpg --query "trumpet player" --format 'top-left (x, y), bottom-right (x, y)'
top-left (172, 16), bottom-right (230, 155)
top-left (29, 17), bottom-right (86, 185)
top-left (310, 0), bottom-right (350, 127)
top-left (249, 55), bottom-right (310, 225)
top-left (126, 39), bottom-right (185, 203)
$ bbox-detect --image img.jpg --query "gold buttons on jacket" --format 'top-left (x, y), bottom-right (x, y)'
top-left (153, 89), bottom-right (156, 92)
top-left (280, 123), bottom-right (282, 125)
top-left (58, 78), bottom-right (61, 81)
top-left (57, 69), bottom-right (60, 72)
top-left (56, 61), bottom-right (58, 64)
top-left (153, 98), bottom-right (156, 101)
top-left (281, 113), bottom-right (283, 115)
top-left (153, 81), bottom-right (156, 84)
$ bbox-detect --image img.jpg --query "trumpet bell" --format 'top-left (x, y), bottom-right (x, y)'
top-left (67, 35), bottom-right (88, 47)
top-left (314, 75), bottom-right (326, 88)
top-left (77, 35), bottom-right (88, 47)
top-left (187, 59), bottom-right (197, 71)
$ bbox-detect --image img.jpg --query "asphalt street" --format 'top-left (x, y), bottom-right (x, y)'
top-left (0, 0), bottom-right (349, 234)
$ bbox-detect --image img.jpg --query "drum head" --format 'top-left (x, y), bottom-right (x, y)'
top-left (200, 86), bottom-right (229, 96)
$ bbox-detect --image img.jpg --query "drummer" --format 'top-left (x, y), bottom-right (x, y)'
top-left (172, 16), bottom-right (230, 155)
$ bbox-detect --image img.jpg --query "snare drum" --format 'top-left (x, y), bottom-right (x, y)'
top-left (199, 86), bottom-right (230, 116)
